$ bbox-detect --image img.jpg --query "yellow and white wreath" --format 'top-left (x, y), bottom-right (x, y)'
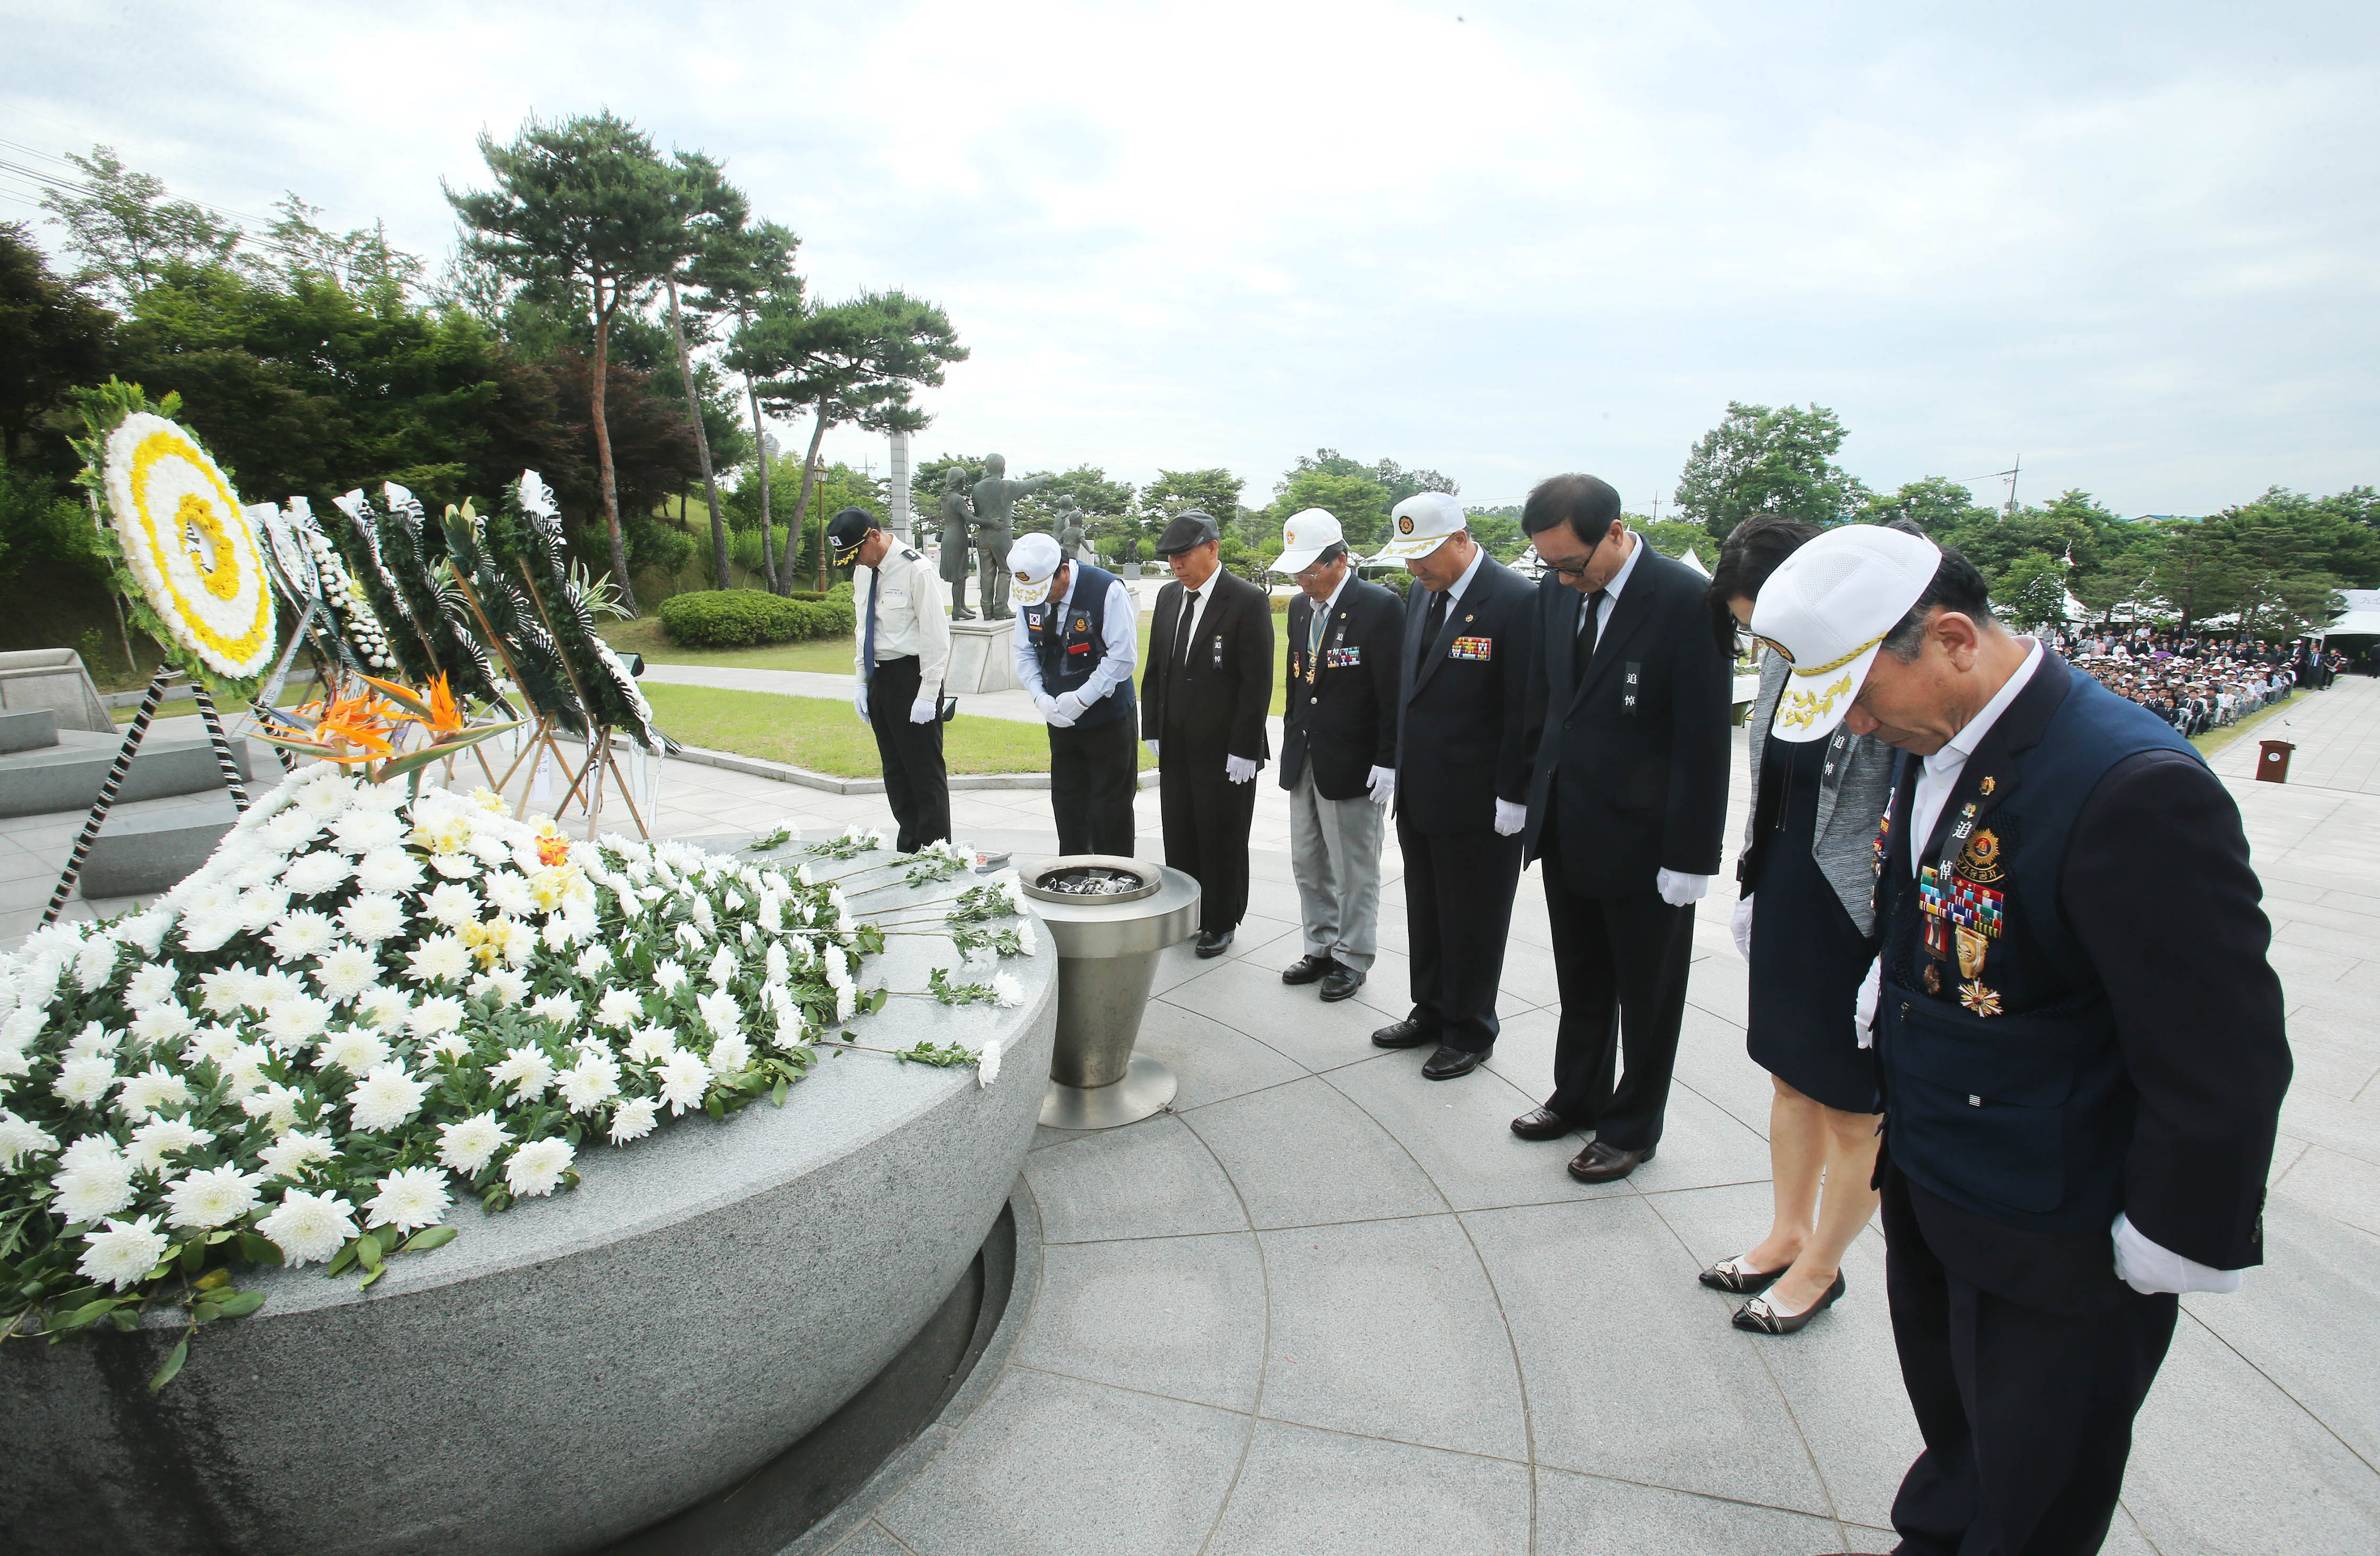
top-left (102, 413), bottom-right (277, 678)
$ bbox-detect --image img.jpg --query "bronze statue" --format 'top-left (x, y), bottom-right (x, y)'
top-left (970, 453), bottom-right (1053, 620)
top-left (1052, 494), bottom-right (1088, 561)
top-left (936, 466), bottom-right (976, 620)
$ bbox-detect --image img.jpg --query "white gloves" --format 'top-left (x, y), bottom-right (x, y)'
top-left (1040, 692), bottom-right (1077, 729)
top-left (1731, 893), bottom-right (1755, 961)
top-left (1657, 869), bottom-right (1710, 907)
top-left (853, 687), bottom-right (869, 722)
top-left (1855, 956), bottom-right (1879, 1049)
top-left (1145, 739), bottom-right (1160, 759)
top-left (1226, 755), bottom-right (1258, 784)
top-left (2113, 1213), bottom-right (2243, 1296)
top-left (1366, 766), bottom-right (1396, 806)
top-left (1053, 690), bottom-right (1088, 724)
top-left (1493, 798), bottom-right (1527, 836)
top-left (908, 695), bottom-right (937, 725)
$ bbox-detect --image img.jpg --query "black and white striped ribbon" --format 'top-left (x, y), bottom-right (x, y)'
top-left (187, 682), bottom-right (252, 811)
top-left (44, 667), bottom-right (171, 924)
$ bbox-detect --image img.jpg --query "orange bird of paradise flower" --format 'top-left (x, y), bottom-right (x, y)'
top-left (359, 672), bottom-right (466, 738)
top-left (306, 690), bottom-right (399, 762)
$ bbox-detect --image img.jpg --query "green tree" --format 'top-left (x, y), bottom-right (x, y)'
top-left (258, 194), bottom-right (425, 300)
top-left (1675, 401), bottom-right (1869, 540)
top-left (1269, 468), bottom-right (1390, 551)
top-left (38, 145), bottom-right (240, 309)
top-left (1641, 518), bottom-right (1718, 567)
top-left (1146, 468), bottom-right (1248, 531)
top-left (2071, 526), bottom-right (2166, 623)
top-left (651, 150), bottom-right (749, 590)
top-left (0, 223), bottom-right (111, 472)
top-left (1016, 464), bottom-right (1135, 533)
top-left (449, 111), bottom-right (694, 613)
top-left (2144, 522), bottom-right (2240, 630)
top-left (714, 220), bottom-right (805, 591)
top-left (1857, 476), bottom-right (1994, 536)
top-left (1280, 448), bottom-right (1458, 504)
top-left (1997, 553), bottom-right (2069, 630)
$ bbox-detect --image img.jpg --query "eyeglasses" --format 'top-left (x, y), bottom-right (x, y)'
top-left (1543, 557), bottom-right (1598, 579)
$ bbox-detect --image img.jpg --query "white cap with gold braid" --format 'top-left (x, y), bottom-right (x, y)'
top-left (1748, 524), bottom-right (1941, 743)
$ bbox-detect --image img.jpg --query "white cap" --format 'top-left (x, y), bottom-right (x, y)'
top-left (1369, 492), bottom-right (1467, 561)
top-left (1749, 524), bottom-right (1941, 743)
top-left (1271, 508), bottom-right (1345, 575)
top-left (1009, 532), bottom-right (1066, 607)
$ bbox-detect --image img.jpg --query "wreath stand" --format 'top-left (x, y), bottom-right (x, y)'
top-left (489, 719), bottom-right (651, 842)
top-left (42, 664), bottom-right (252, 924)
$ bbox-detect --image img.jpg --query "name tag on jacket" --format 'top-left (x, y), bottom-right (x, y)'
top-left (1448, 636), bottom-right (1493, 661)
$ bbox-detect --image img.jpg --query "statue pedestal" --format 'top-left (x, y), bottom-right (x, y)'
top-left (1117, 563), bottom-right (1142, 581)
top-left (947, 619), bottom-right (1022, 694)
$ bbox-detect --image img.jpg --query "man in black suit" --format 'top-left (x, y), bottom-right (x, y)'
top-left (1514, 473), bottom-right (1733, 1183)
top-left (1367, 492), bottom-right (1538, 1079)
top-left (1274, 509), bottom-right (1403, 1002)
top-left (1143, 511), bottom-right (1274, 957)
top-left (1753, 525), bottom-right (2291, 1556)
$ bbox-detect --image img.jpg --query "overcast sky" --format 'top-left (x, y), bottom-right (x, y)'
top-left (5, 0), bottom-right (2375, 516)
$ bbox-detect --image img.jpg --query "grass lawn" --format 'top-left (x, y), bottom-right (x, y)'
top-left (641, 682), bottom-right (1160, 780)
top-left (2191, 693), bottom-right (2298, 758)
top-left (115, 688), bottom-right (311, 724)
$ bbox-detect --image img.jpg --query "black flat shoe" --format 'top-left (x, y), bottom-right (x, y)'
top-left (1567, 1140), bottom-right (1653, 1183)
top-left (1281, 954), bottom-right (1336, 985)
top-left (1698, 1255), bottom-right (1788, 1294)
top-left (1194, 929), bottom-right (1235, 958)
top-left (1370, 1018), bottom-right (1436, 1049)
top-left (1509, 1107), bottom-right (1574, 1142)
top-left (1420, 1042), bottom-right (1488, 1080)
top-left (1733, 1272), bottom-right (1846, 1334)
top-left (1318, 967), bottom-right (1365, 1002)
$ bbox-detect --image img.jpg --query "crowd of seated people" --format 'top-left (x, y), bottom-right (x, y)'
top-left (2048, 626), bottom-right (2344, 737)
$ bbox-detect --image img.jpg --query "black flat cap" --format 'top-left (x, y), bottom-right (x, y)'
top-left (1154, 510), bottom-right (1220, 556)
top-left (827, 506), bottom-right (878, 562)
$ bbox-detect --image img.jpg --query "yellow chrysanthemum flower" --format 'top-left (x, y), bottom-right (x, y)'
top-left (102, 413), bottom-right (276, 677)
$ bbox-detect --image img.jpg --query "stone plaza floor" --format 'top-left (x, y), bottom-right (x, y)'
top-left (16, 670), bottom-right (2380, 1554)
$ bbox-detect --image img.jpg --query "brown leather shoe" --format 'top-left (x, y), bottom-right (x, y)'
top-left (1567, 1139), bottom-right (1654, 1183)
top-left (1509, 1107), bottom-right (1574, 1142)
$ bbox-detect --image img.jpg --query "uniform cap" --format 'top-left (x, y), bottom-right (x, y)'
top-left (826, 507), bottom-right (878, 564)
top-left (1272, 508), bottom-right (1346, 575)
top-left (1009, 531), bottom-right (1066, 607)
top-left (1154, 511), bottom-right (1220, 556)
top-left (1369, 492), bottom-right (1467, 561)
top-left (1748, 524), bottom-right (1941, 743)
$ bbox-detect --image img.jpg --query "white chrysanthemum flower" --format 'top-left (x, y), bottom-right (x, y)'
top-left (414, 1031), bottom-right (471, 1064)
top-left (218, 1043), bottom-right (271, 1098)
top-left (123, 963), bottom-right (179, 1010)
top-left (772, 999), bottom-right (806, 1047)
top-left (331, 808), bottom-right (406, 854)
top-left (491, 917), bottom-right (537, 969)
top-left (624, 1024), bottom-right (676, 1064)
top-left (78, 1215), bottom-right (171, 1290)
top-left (356, 848), bottom-right (424, 893)
top-left (55, 1157), bottom-right (137, 1221)
top-left (266, 909), bottom-right (339, 962)
top-left (73, 932), bottom-right (119, 993)
top-left (557, 1053), bottom-right (620, 1112)
top-left (129, 1002), bottom-right (196, 1048)
top-left (823, 944), bottom-right (852, 990)
top-left (429, 853), bottom-right (480, 880)
top-left (115, 910), bottom-right (176, 956)
top-left (243, 1082), bottom-right (308, 1136)
top-left (573, 944), bottom-right (615, 980)
top-left (834, 983), bottom-right (856, 1023)
top-left (316, 1026), bottom-right (391, 1075)
top-left (236, 887), bottom-right (294, 934)
top-left (490, 1045), bottom-right (555, 1100)
top-left (530, 992), bottom-right (581, 1028)
top-left (281, 851), bottom-right (353, 898)
top-left (762, 941), bottom-right (791, 990)
top-left (406, 933), bottom-right (471, 985)
top-left (177, 911), bottom-right (240, 956)
top-left (992, 973), bottom-right (1024, 1008)
top-left (1017, 918), bottom-right (1038, 957)
top-left (656, 1050), bottom-right (710, 1113)
top-left (294, 773), bottom-right (357, 819)
top-left (126, 1116), bottom-right (211, 1171)
top-left (977, 1036), bottom-right (1004, 1089)
top-left (358, 985), bottom-right (415, 1030)
top-left (704, 945), bottom-right (738, 989)
top-left (363, 1166), bottom-right (451, 1234)
top-left (166, 1164), bottom-right (264, 1229)
top-left (262, 996), bottom-right (333, 1049)
top-left (199, 964), bottom-right (258, 1015)
top-left (652, 958), bottom-right (688, 995)
top-left (420, 883), bottom-right (481, 929)
top-left (437, 1111), bottom-right (510, 1175)
top-left (56, 1135), bottom-right (122, 1175)
top-left (484, 870), bottom-right (536, 918)
top-left (755, 894), bottom-right (782, 934)
top-left (258, 1188), bottom-right (357, 1266)
top-left (313, 943), bottom-right (381, 1004)
top-left (252, 968), bottom-right (307, 1008)
top-left (188, 1024), bottom-right (244, 1066)
top-left (688, 894), bottom-right (716, 935)
top-left (338, 892), bottom-right (407, 945)
top-left (695, 987), bottom-right (741, 1042)
top-left (347, 1064), bottom-right (428, 1130)
top-left (475, 967), bottom-right (530, 1006)
top-left (404, 996), bottom-right (467, 1039)
top-left (589, 989), bottom-right (639, 1030)
top-left (707, 1031), bottom-right (752, 1076)
top-left (63, 1019), bottom-right (114, 1058)
top-left (114, 1063), bottom-right (192, 1117)
top-left (255, 1129), bottom-right (334, 1180)
top-left (607, 1096), bottom-right (659, 1144)
top-left (504, 1136), bottom-right (574, 1198)
top-left (0, 1105), bottom-right (56, 1163)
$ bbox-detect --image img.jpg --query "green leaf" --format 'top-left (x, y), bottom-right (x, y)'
top-left (770, 1079), bottom-right (788, 1108)
top-left (211, 1289), bottom-right (265, 1318)
top-left (192, 1267), bottom-right (231, 1292)
top-left (326, 1243), bottom-right (359, 1278)
top-left (178, 1240), bottom-right (205, 1274)
top-left (867, 988), bottom-right (889, 1015)
top-left (50, 1298), bottom-right (116, 1332)
top-left (148, 1333), bottom-right (190, 1394)
top-left (204, 1229), bottom-right (236, 1246)
top-left (192, 1302), bottom-right (222, 1323)
top-left (355, 1233), bottom-right (384, 1274)
top-left (357, 1266), bottom-right (383, 1289)
top-left (398, 1226), bottom-right (458, 1255)
top-left (237, 1233), bottom-right (283, 1267)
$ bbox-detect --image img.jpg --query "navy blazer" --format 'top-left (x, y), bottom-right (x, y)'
top-left (1392, 552), bottom-right (1538, 836)
top-left (1281, 576), bottom-right (1404, 801)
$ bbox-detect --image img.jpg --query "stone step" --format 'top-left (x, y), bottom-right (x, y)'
top-left (0, 708), bottom-right (57, 755)
top-left (0, 728), bottom-right (259, 819)
top-left (79, 794), bottom-right (239, 900)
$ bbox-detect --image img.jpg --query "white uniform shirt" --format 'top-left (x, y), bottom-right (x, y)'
top-left (854, 543), bottom-right (951, 695)
top-left (1013, 566), bottom-right (1137, 703)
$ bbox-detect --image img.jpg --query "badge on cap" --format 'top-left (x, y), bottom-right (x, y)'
top-left (1398, 515), bottom-right (1415, 534)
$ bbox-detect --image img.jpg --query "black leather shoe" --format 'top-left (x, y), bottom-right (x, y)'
top-left (1567, 1139), bottom-right (1654, 1183)
top-left (1318, 967), bottom-right (1365, 1002)
top-left (1282, 954), bottom-right (1335, 984)
top-left (1370, 1018), bottom-right (1436, 1049)
top-left (1733, 1272), bottom-right (1846, 1334)
top-left (1194, 929), bottom-right (1234, 958)
top-left (1420, 1042), bottom-right (1488, 1080)
top-left (1509, 1107), bottom-right (1573, 1142)
top-left (1697, 1254), bottom-right (1787, 1294)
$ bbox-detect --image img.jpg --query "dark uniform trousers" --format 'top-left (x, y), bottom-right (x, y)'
top-left (864, 656), bottom-right (950, 854)
top-left (1161, 766), bottom-right (1254, 933)
top-left (1395, 815), bottom-right (1522, 1053)
top-left (1882, 1164), bottom-right (2179, 1556)
top-left (1049, 718), bottom-right (1139, 857)
top-left (1539, 868), bottom-right (1695, 1149)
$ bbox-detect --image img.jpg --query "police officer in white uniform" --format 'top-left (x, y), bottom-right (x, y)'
top-left (834, 506), bottom-right (951, 852)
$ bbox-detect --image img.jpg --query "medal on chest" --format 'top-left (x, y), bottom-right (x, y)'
top-left (1918, 799), bottom-right (2007, 1014)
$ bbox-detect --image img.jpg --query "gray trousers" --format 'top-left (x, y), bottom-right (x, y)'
top-left (1287, 765), bottom-right (1384, 972)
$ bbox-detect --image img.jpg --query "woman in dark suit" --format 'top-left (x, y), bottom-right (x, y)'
top-left (1699, 516), bottom-right (1894, 1334)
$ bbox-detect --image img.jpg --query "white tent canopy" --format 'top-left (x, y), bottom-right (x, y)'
top-left (2327, 589), bottom-right (2380, 637)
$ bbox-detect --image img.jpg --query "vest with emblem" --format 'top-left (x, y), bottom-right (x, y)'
top-left (1023, 563), bottom-right (1133, 729)
top-left (1875, 663), bottom-right (2197, 1235)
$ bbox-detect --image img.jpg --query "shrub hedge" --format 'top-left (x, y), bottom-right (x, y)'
top-left (657, 589), bottom-right (856, 648)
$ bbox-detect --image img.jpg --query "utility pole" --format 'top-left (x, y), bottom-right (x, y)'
top-left (1998, 455), bottom-right (2022, 516)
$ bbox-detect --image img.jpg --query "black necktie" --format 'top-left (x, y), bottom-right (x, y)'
top-left (1575, 588), bottom-right (1608, 680)
top-left (1179, 590), bottom-right (1200, 668)
top-left (1421, 588), bottom-right (1449, 670)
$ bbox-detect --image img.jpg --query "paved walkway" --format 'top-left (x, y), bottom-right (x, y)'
top-left (2210, 673), bottom-right (2380, 794)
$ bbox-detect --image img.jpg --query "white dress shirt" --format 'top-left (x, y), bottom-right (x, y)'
top-left (1013, 566), bottom-right (1137, 703)
top-left (853, 542), bottom-right (950, 694)
top-left (1173, 572), bottom-right (1218, 663)
top-left (1579, 529), bottom-right (1644, 643)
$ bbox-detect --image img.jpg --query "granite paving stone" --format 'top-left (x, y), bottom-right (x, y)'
top-left (1022, 1113), bottom-right (1248, 1243)
top-left (1179, 1074), bottom-right (1446, 1230)
top-left (1533, 1466), bottom-right (1853, 1556)
top-left (1323, 1050), bottom-right (1631, 1211)
top-left (1015, 1233), bottom-right (1267, 1412)
top-left (1157, 955), bottom-right (1401, 1073)
top-left (1126, 999), bottom-right (1310, 1111)
top-left (1200, 1420), bottom-right (1534, 1556)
